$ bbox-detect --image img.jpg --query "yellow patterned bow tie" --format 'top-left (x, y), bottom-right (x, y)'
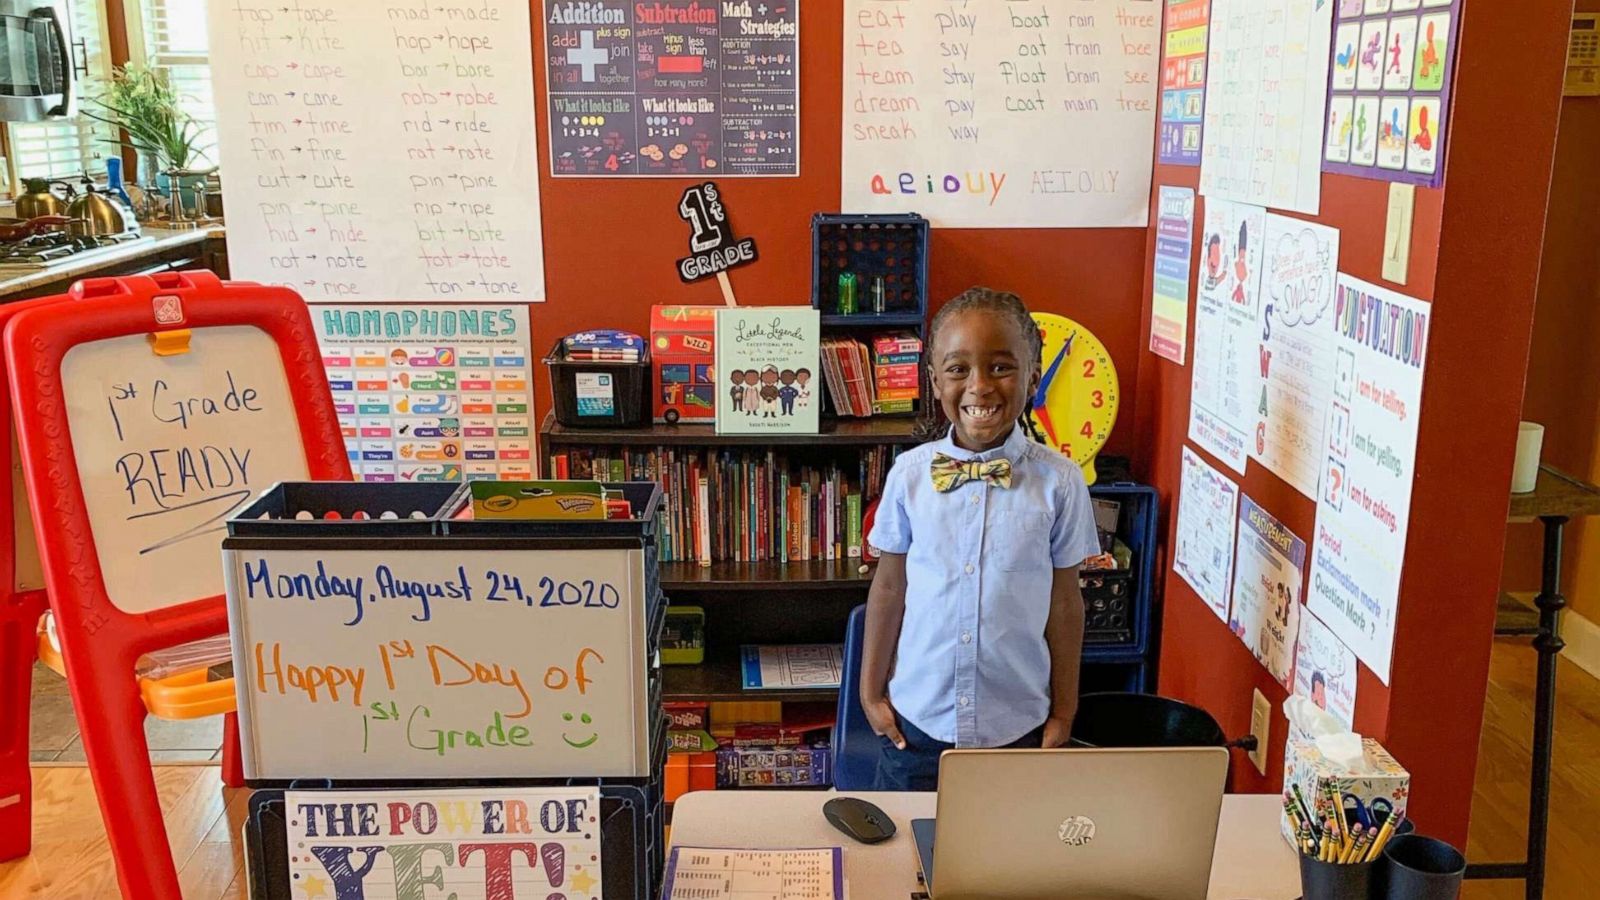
top-left (931, 453), bottom-right (1013, 492)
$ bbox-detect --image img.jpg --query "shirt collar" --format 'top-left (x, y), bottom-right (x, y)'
top-left (935, 423), bottom-right (1031, 462)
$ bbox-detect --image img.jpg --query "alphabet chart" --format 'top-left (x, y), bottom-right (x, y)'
top-left (283, 787), bottom-right (602, 900)
top-left (207, 0), bottom-right (547, 301)
top-left (841, 0), bottom-right (1162, 228)
top-left (544, 0), bottom-right (800, 176)
top-left (663, 847), bottom-right (843, 900)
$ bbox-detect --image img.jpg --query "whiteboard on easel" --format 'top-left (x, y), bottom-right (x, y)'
top-left (225, 545), bottom-right (652, 780)
top-left (60, 326), bottom-right (310, 613)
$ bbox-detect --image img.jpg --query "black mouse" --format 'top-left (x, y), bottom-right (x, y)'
top-left (823, 797), bottom-right (896, 844)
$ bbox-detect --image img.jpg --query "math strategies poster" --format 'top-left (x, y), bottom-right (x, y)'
top-left (1150, 186), bottom-right (1196, 364)
top-left (1175, 446), bottom-right (1241, 622)
top-left (1229, 495), bottom-right (1305, 689)
top-left (1308, 275), bottom-right (1431, 684)
top-left (1295, 609), bottom-right (1357, 729)
top-left (283, 787), bottom-right (602, 899)
top-left (841, 0), bottom-right (1161, 228)
top-left (313, 304), bottom-right (535, 483)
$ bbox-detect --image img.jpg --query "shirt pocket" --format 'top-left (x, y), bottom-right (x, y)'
top-left (988, 510), bottom-right (1055, 572)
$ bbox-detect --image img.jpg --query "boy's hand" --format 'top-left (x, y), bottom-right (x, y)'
top-left (1041, 715), bottom-right (1074, 749)
top-left (864, 695), bottom-right (906, 749)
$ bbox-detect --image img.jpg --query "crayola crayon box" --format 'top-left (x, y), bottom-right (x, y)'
top-left (1280, 736), bottom-right (1410, 849)
top-left (468, 480), bottom-right (609, 520)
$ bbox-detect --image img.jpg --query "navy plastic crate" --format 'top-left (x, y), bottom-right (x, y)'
top-left (1082, 483), bottom-right (1159, 660)
top-left (440, 481), bottom-right (664, 541)
top-left (811, 213), bottom-right (929, 320)
top-left (228, 482), bottom-right (458, 537)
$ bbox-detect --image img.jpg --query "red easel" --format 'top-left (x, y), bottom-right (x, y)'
top-left (6, 272), bottom-right (349, 898)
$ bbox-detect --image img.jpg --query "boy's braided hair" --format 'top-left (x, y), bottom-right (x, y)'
top-left (913, 286), bottom-right (1046, 445)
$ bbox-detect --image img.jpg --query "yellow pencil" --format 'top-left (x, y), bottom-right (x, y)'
top-left (1339, 824), bottom-right (1365, 863)
top-left (1365, 813), bottom-right (1402, 862)
top-left (1320, 835), bottom-right (1332, 861)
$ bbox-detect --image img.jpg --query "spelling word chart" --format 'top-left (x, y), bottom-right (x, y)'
top-left (208, 0), bottom-right (547, 300)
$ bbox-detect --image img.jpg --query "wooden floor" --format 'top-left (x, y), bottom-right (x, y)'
top-left (0, 640), bottom-right (1594, 898)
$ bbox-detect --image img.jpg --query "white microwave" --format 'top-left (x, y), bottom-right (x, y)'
top-left (0, 0), bottom-right (72, 122)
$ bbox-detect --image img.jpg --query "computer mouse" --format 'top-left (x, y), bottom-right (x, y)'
top-left (823, 796), bottom-right (897, 844)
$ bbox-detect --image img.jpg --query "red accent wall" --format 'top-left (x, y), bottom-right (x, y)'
top-left (525, 2), bottom-right (1150, 459)
top-left (1139, 0), bottom-right (1574, 844)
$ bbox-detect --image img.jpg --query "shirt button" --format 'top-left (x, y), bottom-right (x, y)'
top-left (964, 564), bottom-right (974, 575)
top-left (961, 631), bottom-right (972, 644)
top-left (958, 695), bottom-right (971, 708)
top-left (971, 494), bottom-right (980, 505)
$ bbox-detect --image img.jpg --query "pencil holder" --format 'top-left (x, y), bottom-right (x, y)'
top-left (1382, 835), bottom-right (1465, 900)
top-left (1299, 852), bottom-right (1379, 900)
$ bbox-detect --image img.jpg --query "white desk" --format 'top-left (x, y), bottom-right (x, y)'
top-left (668, 791), bottom-right (1301, 899)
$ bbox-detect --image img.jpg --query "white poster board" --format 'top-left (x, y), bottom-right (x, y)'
top-left (1294, 608), bottom-right (1356, 729)
top-left (1307, 275), bottom-right (1430, 683)
top-left (841, 0), bottom-right (1161, 227)
top-left (1188, 199), bottom-right (1264, 473)
top-left (62, 327), bottom-right (309, 613)
top-left (1174, 445), bottom-right (1241, 622)
top-left (208, 0), bottom-right (547, 301)
top-left (227, 546), bottom-right (651, 779)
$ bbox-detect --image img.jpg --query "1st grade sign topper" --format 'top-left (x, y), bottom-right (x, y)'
top-left (676, 181), bottom-right (758, 306)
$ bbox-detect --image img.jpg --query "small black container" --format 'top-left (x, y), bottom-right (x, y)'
top-left (545, 339), bottom-right (651, 428)
top-left (1300, 852), bottom-right (1380, 900)
top-left (227, 481), bottom-right (458, 536)
top-left (1383, 835), bottom-right (1465, 900)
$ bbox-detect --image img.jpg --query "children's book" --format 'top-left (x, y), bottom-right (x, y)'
top-left (714, 307), bottom-right (820, 435)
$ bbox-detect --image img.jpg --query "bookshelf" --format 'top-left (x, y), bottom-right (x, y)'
top-left (543, 414), bottom-right (923, 447)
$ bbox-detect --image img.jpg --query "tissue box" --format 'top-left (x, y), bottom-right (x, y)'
top-left (1280, 737), bottom-right (1410, 848)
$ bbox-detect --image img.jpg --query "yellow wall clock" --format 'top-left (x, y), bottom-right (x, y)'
top-left (1029, 313), bottom-right (1120, 485)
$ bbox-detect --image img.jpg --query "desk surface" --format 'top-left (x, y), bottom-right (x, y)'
top-left (1508, 465), bottom-right (1600, 520)
top-left (669, 791), bottom-right (1300, 899)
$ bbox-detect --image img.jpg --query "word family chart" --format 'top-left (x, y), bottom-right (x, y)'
top-left (841, 0), bottom-right (1162, 228)
top-left (208, 0), bottom-right (547, 301)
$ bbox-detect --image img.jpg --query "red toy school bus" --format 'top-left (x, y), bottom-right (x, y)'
top-left (651, 305), bottom-right (718, 424)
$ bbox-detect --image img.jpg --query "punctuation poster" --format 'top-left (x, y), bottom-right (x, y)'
top-left (841, 0), bottom-right (1162, 228)
top-left (1307, 275), bottom-right (1430, 683)
top-left (207, 0), bottom-right (547, 301)
top-left (544, 0), bottom-right (799, 176)
top-left (1174, 445), bottom-right (1241, 622)
top-left (1188, 198), bottom-right (1264, 473)
top-left (1159, 0), bottom-right (1211, 165)
top-left (1229, 495), bottom-right (1305, 689)
top-left (284, 787), bottom-right (603, 899)
top-left (313, 304), bottom-right (534, 483)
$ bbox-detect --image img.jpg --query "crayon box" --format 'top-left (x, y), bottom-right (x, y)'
top-left (469, 480), bottom-right (609, 520)
top-left (1280, 736), bottom-right (1410, 849)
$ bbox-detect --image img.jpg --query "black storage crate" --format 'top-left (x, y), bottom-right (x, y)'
top-left (811, 213), bottom-right (929, 321)
top-left (228, 482), bottom-right (458, 537)
top-left (545, 340), bottom-right (651, 428)
top-left (1081, 483), bottom-right (1160, 658)
top-left (1081, 569), bottom-right (1134, 645)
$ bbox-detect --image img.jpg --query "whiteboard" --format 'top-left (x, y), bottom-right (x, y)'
top-left (226, 545), bottom-right (651, 780)
top-left (60, 326), bottom-right (309, 613)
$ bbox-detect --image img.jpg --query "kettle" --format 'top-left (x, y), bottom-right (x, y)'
top-left (66, 178), bottom-right (137, 237)
top-left (15, 178), bottom-right (68, 219)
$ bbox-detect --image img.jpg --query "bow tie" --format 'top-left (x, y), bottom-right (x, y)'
top-left (931, 453), bottom-right (1013, 492)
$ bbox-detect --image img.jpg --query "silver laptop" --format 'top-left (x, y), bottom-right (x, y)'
top-left (912, 747), bottom-right (1229, 900)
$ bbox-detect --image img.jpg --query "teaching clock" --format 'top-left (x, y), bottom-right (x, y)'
top-left (1029, 313), bottom-right (1119, 485)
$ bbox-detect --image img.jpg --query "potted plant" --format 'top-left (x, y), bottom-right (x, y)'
top-left (81, 65), bottom-right (214, 205)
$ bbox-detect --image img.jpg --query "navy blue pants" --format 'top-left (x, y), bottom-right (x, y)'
top-left (872, 713), bottom-right (1045, 791)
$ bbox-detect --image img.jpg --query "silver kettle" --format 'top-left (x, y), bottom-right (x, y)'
top-left (66, 179), bottom-right (138, 237)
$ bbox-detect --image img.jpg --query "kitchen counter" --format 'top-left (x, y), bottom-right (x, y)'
top-left (0, 225), bottom-right (228, 300)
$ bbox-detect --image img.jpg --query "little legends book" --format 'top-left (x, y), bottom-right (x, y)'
top-left (714, 307), bottom-right (820, 435)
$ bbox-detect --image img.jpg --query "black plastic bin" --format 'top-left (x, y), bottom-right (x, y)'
top-left (545, 339), bottom-right (651, 428)
top-left (1070, 692), bottom-right (1229, 748)
top-left (227, 481), bottom-right (458, 537)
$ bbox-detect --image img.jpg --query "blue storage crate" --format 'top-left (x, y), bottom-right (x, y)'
top-left (1082, 483), bottom-right (1159, 660)
top-left (811, 213), bottom-right (929, 322)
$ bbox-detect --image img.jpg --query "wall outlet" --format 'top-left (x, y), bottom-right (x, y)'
top-left (1249, 689), bottom-right (1272, 776)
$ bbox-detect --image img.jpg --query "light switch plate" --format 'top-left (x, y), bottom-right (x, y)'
top-left (1383, 183), bottom-right (1415, 285)
top-left (1249, 689), bottom-right (1272, 776)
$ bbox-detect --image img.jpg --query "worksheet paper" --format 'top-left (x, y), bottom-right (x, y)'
top-left (208, 0), bottom-right (546, 301)
top-left (1255, 215), bottom-right (1341, 498)
top-left (1230, 495), bottom-right (1306, 689)
top-left (664, 847), bottom-right (844, 900)
top-left (1175, 446), bottom-right (1242, 622)
top-left (1294, 608), bottom-right (1357, 729)
top-left (1199, 0), bottom-right (1336, 214)
top-left (1150, 186), bottom-right (1196, 364)
top-left (1307, 275), bottom-right (1431, 683)
top-left (1188, 199), bottom-right (1265, 473)
top-left (283, 787), bottom-right (602, 899)
top-left (841, 0), bottom-right (1162, 228)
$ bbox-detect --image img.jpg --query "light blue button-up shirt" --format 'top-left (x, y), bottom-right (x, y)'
top-left (868, 424), bottom-right (1100, 747)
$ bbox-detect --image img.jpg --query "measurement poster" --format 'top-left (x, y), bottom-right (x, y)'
top-left (1229, 495), bottom-right (1305, 690)
top-left (207, 0), bottom-right (547, 300)
top-left (1307, 276), bottom-right (1430, 684)
top-left (284, 787), bottom-right (603, 900)
top-left (841, 0), bottom-right (1162, 228)
top-left (1159, 0), bottom-right (1211, 165)
top-left (312, 304), bottom-right (535, 483)
top-left (1174, 445), bottom-right (1240, 622)
top-left (544, 0), bottom-right (799, 176)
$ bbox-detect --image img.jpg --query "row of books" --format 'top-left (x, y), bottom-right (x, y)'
top-left (819, 332), bottom-right (923, 417)
top-left (547, 445), bottom-right (905, 563)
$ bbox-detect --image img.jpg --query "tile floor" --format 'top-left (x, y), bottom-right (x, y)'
top-left (27, 663), bottom-right (224, 763)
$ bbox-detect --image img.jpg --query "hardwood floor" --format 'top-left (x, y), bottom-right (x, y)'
top-left (0, 639), bottom-right (1594, 898)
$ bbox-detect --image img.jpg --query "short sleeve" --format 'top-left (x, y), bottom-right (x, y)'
top-left (1051, 465), bottom-right (1102, 569)
top-left (868, 457), bottom-right (914, 554)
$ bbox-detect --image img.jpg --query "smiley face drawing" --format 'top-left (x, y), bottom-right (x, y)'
top-left (562, 712), bottom-right (598, 749)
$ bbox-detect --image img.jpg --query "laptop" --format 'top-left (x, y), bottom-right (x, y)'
top-left (912, 747), bottom-right (1229, 900)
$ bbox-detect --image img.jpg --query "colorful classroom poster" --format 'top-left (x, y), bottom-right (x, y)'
top-left (544, 0), bottom-right (799, 177)
top-left (1198, 0), bottom-right (1335, 214)
top-left (1160, 0), bottom-right (1212, 165)
top-left (840, 0), bottom-right (1162, 228)
top-left (1150, 186), bottom-right (1197, 363)
top-left (1188, 199), bottom-right (1265, 473)
top-left (284, 787), bottom-right (603, 898)
top-left (1175, 446), bottom-right (1242, 622)
top-left (1255, 215), bottom-right (1342, 499)
top-left (1308, 275), bottom-right (1431, 683)
top-left (1230, 495), bottom-right (1306, 689)
top-left (1323, 0), bottom-right (1459, 185)
top-left (208, 0), bottom-right (547, 301)
top-left (1295, 608), bottom-right (1358, 729)
top-left (313, 304), bottom-right (535, 483)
